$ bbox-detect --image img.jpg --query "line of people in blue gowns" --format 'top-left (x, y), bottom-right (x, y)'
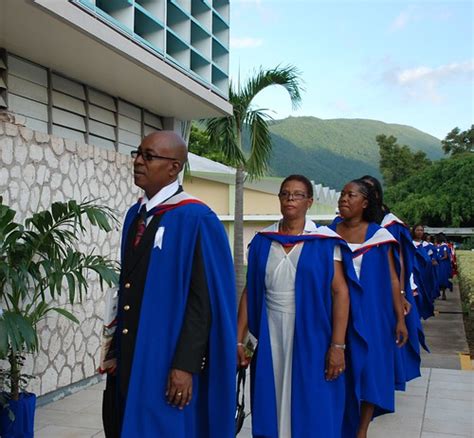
top-left (411, 224), bottom-right (455, 311)
top-left (237, 174), bottom-right (456, 438)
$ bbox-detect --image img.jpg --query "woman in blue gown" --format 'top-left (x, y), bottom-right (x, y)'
top-left (360, 175), bottom-right (426, 389)
top-left (237, 175), bottom-right (367, 438)
top-left (412, 224), bottom-right (436, 315)
top-left (435, 233), bottom-right (453, 300)
top-left (330, 178), bottom-right (408, 438)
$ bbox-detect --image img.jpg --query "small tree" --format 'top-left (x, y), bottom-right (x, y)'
top-left (0, 197), bottom-right (118, 401)
top-left (377, 134), bottom-right (431, 186)
top-left (206, 65), bottom-right (303, 292)
top-left (188, 125), bottom-right (230, 166)
top-left (442, 125), bottom-right (474, 156)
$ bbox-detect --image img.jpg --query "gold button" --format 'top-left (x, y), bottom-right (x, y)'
top-left (122, 328), bottom-right (129, 334)
top-left (124, 305), bottom-right (130, 311)
top-left (124, 283), bottom-right (131, 289)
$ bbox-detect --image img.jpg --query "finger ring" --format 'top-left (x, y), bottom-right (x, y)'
top-left (177, 392), bottom-right (183, 396)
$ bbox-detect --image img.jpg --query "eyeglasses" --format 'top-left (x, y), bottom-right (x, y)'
top-left (130, 149), bottom-right (179, 162)
top-left (278, 191), bottom-right (309, 201)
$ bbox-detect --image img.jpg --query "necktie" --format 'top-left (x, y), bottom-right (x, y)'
top-left (133, 205), bottom-right (148, 247)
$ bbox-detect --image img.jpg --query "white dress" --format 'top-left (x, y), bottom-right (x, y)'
top-left (262, 220), bottom-right (341, 437)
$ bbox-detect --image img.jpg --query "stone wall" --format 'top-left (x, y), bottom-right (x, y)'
top-left (0, 113), bottom-right (140, 396)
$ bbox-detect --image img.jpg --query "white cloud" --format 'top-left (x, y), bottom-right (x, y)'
top-left (230, 37), bottom-right (264, 49)
top-left (390, 10), bottom-right (411, 31)
top-left (389, 5), bottom-right (418, 32)
top-left (383, 60), bottom-right (474, 103)
top-left (395, 61), bottom-right (474, 85)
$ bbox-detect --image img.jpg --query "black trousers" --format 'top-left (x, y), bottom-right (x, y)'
top-left (102, 374), bottom-right (121, 438)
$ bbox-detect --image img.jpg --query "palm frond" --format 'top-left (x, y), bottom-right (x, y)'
top-left (206, 116), bottom-right (245, 166)
top-left (245, 109), bottom-right (273, 179)
top-left (239, 65), bottom-right (304, 111)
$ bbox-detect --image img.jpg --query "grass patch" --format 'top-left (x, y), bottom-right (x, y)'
top-left (457, 250), bottom-right (474, 357)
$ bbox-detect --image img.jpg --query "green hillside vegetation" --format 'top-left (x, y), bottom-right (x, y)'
top-left (264, 116), bottom-right (443, 189)
top-left (386, 153), bottom-right (474, 227)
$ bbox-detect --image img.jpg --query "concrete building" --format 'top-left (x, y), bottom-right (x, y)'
top-left (0, 0), bottom-right (231, 398)
top-left (185, 152), bottom-right (340, 258)
top-left (0, 0), bottom-right (231, 149)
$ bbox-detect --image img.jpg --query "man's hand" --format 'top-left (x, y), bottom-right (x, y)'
top-left (166, 369), bottom-right (193, 409)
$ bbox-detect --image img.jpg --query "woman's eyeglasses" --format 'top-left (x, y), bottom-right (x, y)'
top-left (278, 191), bottom-right (309, 201)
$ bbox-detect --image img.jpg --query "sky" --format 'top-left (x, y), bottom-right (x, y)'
top-left (228, 0), bottom-right (473, 140)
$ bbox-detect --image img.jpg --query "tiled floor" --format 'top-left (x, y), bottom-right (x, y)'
top-left (34, 367), bottom-right (473, 438)
top-left (34, 286), bottom-right (473, 437)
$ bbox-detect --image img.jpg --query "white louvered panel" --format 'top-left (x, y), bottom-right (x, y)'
top-left (52, 74), bottom-right (86, 100)
top-left (89, 135), bottom-right (116, 151)
top-left (144, 125), bottom-right (156, 136)
top-left (118, 143), bottom-right (135, 155)
top-left (8, 94), bottom-right (48, 121)
top-left (89, 104), bottom-right (116, 126)
top-left (8, 55), bottom-right (48, 86)
top-left (24, 117), bottom-right (48, 133)
top-left (52, 125), bottom-right (85, 142)
top-left (0, 56), bottom-right (5, 108)
top-left (8, 74), bottom-right (48, 103)
top-left (118, 100), bottom-right (141, 121)
top-left (52, 91), bottom-right (86, 116)
top-left (88, 88), bottom-right (116, 111)
top-left (144, 111), bottom-right (163, 129)
top-left (118, 129), bottom-right (141, 147)
top-left (89, 120), bottom-right (116, 141)
top-left (52, 108), bottom-right (86, 132)
top-left (118, 114), bottom-right (141, 134)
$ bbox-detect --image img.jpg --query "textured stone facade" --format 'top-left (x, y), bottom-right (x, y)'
top-left (0, 113), bottom-right (141, 396)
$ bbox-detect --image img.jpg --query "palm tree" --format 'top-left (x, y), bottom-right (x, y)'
top-left (206, 65), bottom-right (303, 293)
top-left (0, 197), bottom-right (118, 402)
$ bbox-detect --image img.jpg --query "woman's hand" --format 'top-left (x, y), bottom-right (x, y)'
top-left (325, 346), bottom-right (345, 381)
top-left (402, 296), bottom-right (411, 315)
top-left (395, 319), bottom-right (409, 347)
top-left (237, 344), bottom-right (251, 368)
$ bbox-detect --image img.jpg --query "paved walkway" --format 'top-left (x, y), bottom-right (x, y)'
top-left (421, 284), bottom-right (471, 370)
top-left (35, 285), bottom-right (473, 438)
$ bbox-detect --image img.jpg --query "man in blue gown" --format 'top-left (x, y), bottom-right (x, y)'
top-left (102, 131), bottom-right (236, 437)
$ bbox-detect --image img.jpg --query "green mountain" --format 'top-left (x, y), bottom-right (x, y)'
top-left (266, 117), bottom-right (443, 190)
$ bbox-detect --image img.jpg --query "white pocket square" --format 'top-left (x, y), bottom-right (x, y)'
top-left (154, 226), bottom-right (165, 249)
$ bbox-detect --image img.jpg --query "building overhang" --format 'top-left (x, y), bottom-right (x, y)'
top-left (0, 0), bottom-right (233, 120)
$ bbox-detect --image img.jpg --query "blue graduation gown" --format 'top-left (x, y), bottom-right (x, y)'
top-left (119, 196), bottom-right (236, 437)
top-left (382, 215), bottom-right (426, 389)
top-left (329, 221), bottom-right (399, 417)
top-left (413, 243), bottom-right (435, 319)
top-left (437, 244), bottom-right (453, 290)
top-left (246, 228), bottom-right (367, 438)
top-left (426, 243), bottom-right (440, 299)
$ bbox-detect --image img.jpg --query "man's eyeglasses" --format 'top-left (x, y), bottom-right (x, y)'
top-left (278, 191), bottom-right (309, 201)
top-left (130, 149), bottom-right (179, 162)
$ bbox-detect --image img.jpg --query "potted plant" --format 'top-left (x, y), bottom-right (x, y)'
top-left (0, 197), bottom-right (119, 437)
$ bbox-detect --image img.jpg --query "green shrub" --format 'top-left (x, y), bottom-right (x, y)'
top-left (457, 250), bottom-right (474, 315)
